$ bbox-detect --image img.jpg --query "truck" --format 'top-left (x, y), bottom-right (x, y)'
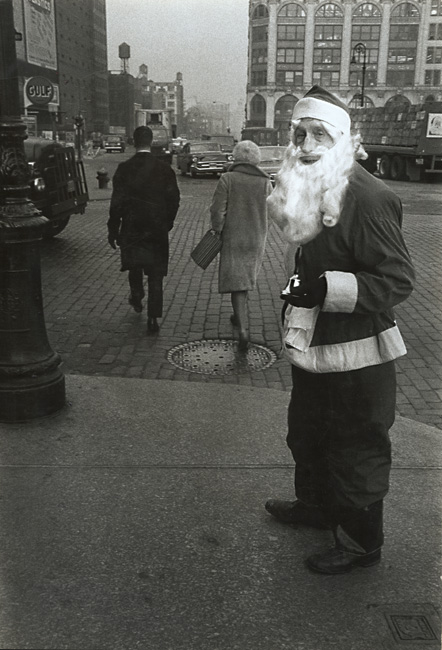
top-left (134, 109), bottom-right (173, 164)
top-left (350, 101), bottom-right (442, 182)
top-left (241, 126), bottom-right (279, 146)
top-left (24, 137), bottom-right (89, 238)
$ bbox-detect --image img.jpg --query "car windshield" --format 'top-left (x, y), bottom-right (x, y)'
top-left (259, 146), bottom-right (286, 162)
top-left (107, 136), bottom-right (121, 142)
top-left (191, 143), bottom-right (221, 153)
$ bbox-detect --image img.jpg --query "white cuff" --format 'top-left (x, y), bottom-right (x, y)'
top-left (322, 271), bottom-right (358, 313)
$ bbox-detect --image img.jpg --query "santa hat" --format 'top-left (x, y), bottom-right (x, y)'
top-left (292, 85), bottom-right (351, 135)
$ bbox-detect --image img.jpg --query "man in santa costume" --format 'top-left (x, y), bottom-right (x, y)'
top-left (265, 86), bottom-right (415, 574)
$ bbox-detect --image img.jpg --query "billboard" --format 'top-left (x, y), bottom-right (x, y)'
top-left (23, 0), bottom-right (57, 70)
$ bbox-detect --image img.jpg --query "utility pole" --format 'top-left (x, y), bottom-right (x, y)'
top-left (0, 0), bottom-right (65, 421)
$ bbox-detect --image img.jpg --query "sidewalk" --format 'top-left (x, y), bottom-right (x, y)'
top-left (0, 374), bottom-right (440, 649)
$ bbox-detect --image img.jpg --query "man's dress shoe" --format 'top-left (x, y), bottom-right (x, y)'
top-left (265, 499), bottom-right (329, 529)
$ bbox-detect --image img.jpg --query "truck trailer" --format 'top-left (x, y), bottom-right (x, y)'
top-left (134, 109), bottom-right (173, 164)
top-left (350, 101), bottom-right (442, 182)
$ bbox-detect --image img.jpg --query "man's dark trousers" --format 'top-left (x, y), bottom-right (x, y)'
top-left (129, 266), bottom-right (163, 318)
top-left (287, 362), bottom-right (396, 553)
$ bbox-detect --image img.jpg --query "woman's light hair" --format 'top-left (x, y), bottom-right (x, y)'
top-left (233, 140), bottom-right (261, 165)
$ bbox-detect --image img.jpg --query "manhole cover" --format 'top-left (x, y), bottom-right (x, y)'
top-left (167, 339), bottom-right (277, 375)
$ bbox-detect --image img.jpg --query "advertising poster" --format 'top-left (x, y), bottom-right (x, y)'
top-left (427, 113), bottom-right (442, 138)
top-left (23, 0), bottom-right (57, 70)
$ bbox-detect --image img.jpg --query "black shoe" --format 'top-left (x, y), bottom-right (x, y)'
top-left (129, 294), bottom-right (143, 313)
top-left (147, 317), bottom-right (159, 334)
top-left (306, 546), bottom-right (382, 575)
top-left (265, 499), bottom-right (329, 529)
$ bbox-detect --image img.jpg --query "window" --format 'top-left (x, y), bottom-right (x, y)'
top-left (427, 46), bottom-right (442, 63)
top-left (314, 24), bottom-right (342, 40)
top-left (252, 47), bottom-right (268, 64)
top-left (316, 3), bottom-right (343, 17)
top-left (277, 24), bottom-right (305, 41)
top-left (253, 4), bottom-right (269, 19)
top-left (386, 69), bottom-right (415, 85)
top-left (353, 3), bottom-right (381, 17)
top-left (312, 70), bottom-right (340, 86)
top-left (388, 48), bottom-right (416, 63)
top-left (275, 95), bottom-right (297, 118)
top-left (425, 69), bottom-right (441, 84)
top-left (276, 70), bottom-right (303, 86)
top-left (391, 2), bottom-right (420, 17)
top-left (428, 23), bottom-right (442, 39)
top-left (251, 70), bottom-right (267, 86)
top-left (349, 69), bottom-right (377, 86)
top-left (252, 25), bottom-right (268, 43)
top-left (351, 26), bottom-right (380, 63)
top-left (278, 3), bottom-right (305, 17)
top-left (430, 0), bottom-right (442, 16)
top-left (390, 24), bottom-right (419, 40)
top-left (251, 94), bottom-right (266, 116)
top-left (313, 48), bottom-right (341, 64)
top-left (277, 48), bottom-right (304, 64)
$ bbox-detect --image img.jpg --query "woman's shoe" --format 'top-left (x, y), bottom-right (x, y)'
top-left (238, 332), bottom-right (248, 352)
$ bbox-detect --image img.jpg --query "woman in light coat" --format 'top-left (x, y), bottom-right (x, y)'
top-left (210, 140), bottom-right (273, 350)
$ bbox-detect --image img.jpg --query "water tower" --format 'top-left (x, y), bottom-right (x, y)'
top-left (119, 43), bottom-right (130, 74)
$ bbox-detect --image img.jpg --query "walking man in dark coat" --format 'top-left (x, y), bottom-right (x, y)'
top-left (107, 126), bottom-right (180, 333)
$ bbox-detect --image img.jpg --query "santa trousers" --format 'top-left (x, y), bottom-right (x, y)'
top-left (287, 361), bottom-right (396, 553)
top-left (128, 267), bottom-right (163, 318)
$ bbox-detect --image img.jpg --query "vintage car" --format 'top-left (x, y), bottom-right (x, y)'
top-left (258, 145), bottom-right (287, 184)
top-left (177, 141), bottom-right (233, 178)
top-left (103, 134), bottom-right (126, 153)
top-left (24, 137), bottom-right (89, 238)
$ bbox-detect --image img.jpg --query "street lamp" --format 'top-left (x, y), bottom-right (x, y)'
top-left (0, 0), bottom-right (65, 421)
top-left (351, 42), bottom-right (367, 108)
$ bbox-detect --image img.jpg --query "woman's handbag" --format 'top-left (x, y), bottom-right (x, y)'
top-left (191, 229), bottom-right (222, 269)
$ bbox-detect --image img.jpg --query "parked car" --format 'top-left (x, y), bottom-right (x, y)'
top-left (24, 137), bottom-right (89, 238)
top-left (177, 141), bottom-right (233, 177)
top-left (258, 145), bottom-right (287, 184)
top-left (103, 135), bottom-right (126, 153)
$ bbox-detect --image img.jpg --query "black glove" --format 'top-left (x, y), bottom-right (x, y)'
top-left (280, 277), bottom-right (327, 308)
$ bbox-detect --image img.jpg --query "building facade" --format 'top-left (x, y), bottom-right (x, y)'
top-left (247, 0), bottom-right (442, 141)
top-left (12, 0), bottom-right (109, 140)
top-left (141, 72), bottom-right (185, 136)
top-left (108, 71), bottom-right (135, 136)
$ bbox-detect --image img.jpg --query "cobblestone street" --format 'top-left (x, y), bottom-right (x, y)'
top-left (39, 152), bottom-right (442, 429)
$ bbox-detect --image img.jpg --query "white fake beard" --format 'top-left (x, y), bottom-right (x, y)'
top-left (267, 134), bottom-right (355, 249)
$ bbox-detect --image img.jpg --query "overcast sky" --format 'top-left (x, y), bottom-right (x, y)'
top-left (106, 0), bottom-right (249, 109)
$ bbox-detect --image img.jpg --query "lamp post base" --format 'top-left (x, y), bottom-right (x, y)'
top-left (0, 368), bottom-right (65, 423)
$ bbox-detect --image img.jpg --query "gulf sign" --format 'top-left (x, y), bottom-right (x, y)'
top-left (25, 76), bottom-right (54, 105)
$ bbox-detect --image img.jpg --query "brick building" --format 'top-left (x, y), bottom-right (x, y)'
top-left (247, 0), bottom-right (442, 141)
top-left (12, 0), bottom-right (109, 139)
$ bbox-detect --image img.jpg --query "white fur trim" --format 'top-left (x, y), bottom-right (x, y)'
top-left (283, 325), bottom-right (407, 373)
top-left (292, 97), bottom-right (351, 135)
top-left (322, 271), bottom-right (358, 313)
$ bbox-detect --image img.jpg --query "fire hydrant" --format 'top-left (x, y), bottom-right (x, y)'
top-left (96, 168), bottom-right (110, 189)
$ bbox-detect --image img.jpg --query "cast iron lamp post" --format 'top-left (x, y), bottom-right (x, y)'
top-left (351, 42), bottom-right (367, 108)
top-left (0, 0), bottom-right (65, 421)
